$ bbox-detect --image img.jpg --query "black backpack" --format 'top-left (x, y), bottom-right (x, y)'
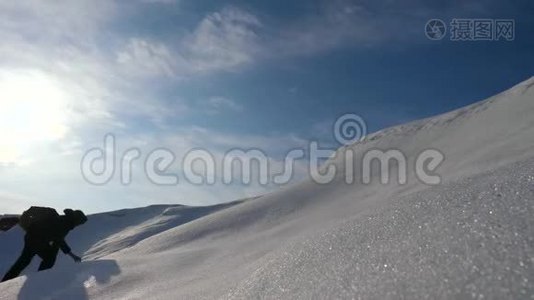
top-left (19, 207), bottom-right (59, 231)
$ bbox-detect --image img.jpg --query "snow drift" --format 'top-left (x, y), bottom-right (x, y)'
top-left (1, 78), bottom-right (533, 299)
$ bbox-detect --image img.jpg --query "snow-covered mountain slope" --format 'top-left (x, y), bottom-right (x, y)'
top-left (229, 158), bottom-right (534, 299)
top-left (0, 202), bottom-right (241, 281)
top-left (1, 78), bottom-right (533, 299)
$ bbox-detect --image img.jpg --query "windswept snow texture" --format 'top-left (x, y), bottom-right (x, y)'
top-left (1, 78), bottom-right (534, 299)
top-left (229, 158), bottom-right (534, 299)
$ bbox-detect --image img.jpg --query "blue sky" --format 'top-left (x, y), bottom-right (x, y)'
top-left (0, 0), bottom-right (533, 214)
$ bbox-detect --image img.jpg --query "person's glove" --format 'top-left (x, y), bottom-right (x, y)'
top-left (68, 253), bottom-right (82, 263)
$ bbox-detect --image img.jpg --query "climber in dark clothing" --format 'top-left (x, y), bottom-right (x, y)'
top-left (1, 209), bottom-right (87, 282)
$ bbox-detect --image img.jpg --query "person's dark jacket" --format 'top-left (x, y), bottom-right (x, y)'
top-left (25, 215), bottom-right (76, 254)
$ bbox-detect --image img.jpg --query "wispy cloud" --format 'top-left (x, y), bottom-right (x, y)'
top-left (183, 7), bottom-right (262, 73)
top-left (111, 1), bottom-right (446, 82)
top-left (205, 97), bottom-right (244, 115)
top-left (117, 38), bottom-right (178, 78)
top-left (116, 7), bottom-right (262, 78)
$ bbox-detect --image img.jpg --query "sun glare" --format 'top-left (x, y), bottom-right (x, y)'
top-left (0, 70), bottom-right (69, 164)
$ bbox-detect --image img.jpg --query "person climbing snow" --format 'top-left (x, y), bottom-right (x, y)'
top-left (1, 207), bottom-right (87, 282)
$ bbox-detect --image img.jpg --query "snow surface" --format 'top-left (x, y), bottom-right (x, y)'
top-left (1, 77), bottom-right (533, 299)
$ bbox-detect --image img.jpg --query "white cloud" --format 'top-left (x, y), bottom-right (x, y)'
top-left (113, 2), bottom-right (434, 79)
top-left (0, 0), bottom-right (116, 48)
top-left (269, 2), bottom-right (388, 57)
top-left (205, 97), bottom-right (244, 114)
top-left (116, 7), bottom-right (262, 78)
top-left (117, 38), bottom-right (179, 78)
top-left (139, 0), bottom-right (179, 3)
top-left (112, 2), bottom-right (421, 79)
top-left (183, 7), bottom-right (262, 73)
